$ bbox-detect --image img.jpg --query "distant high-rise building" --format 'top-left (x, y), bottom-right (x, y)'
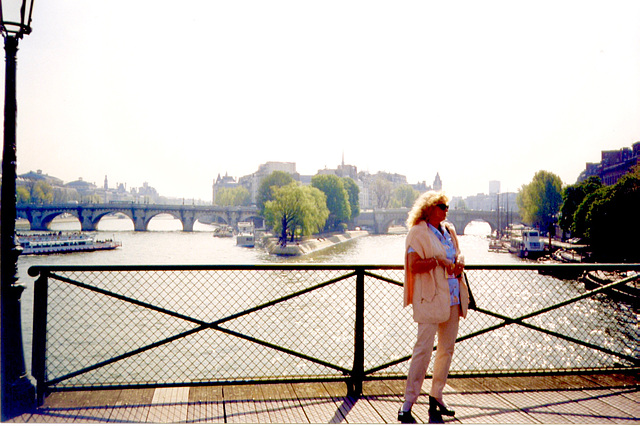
top-left (489, 180), bottom-right (500, 195)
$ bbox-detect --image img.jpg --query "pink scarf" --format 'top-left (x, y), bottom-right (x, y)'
top-left (403, 221), bottom-right (446, 307)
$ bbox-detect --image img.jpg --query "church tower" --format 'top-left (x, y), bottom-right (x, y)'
top-left (433, 173), bottom-right (442, 191)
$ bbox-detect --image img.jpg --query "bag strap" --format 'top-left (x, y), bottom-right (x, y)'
top-left (463, 271), bottom-right (477, 310)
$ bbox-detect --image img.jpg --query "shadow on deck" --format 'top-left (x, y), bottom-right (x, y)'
top-left (8, 372), bottom-right (639, 423)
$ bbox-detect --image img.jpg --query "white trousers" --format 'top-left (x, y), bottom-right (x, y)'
top-left (404, 305), bottom-right (460, 403)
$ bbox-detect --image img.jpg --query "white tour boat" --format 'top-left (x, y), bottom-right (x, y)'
top-left (17, 232), bottom-right (121, 255)
top-left (236, 222), bottom-right (255, 247)
top-left (508, 228), bottom-right (545, 258)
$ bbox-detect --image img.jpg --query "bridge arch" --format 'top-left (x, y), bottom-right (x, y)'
top-left (47, 212), bottom-right (80, 230)
top-left (24, 209), bottom-right (81, 231)
top-left (449, 216), bottom-right (498, 236)
top-left (462, 219), bottom-right (494, 236)
top-left (354, 208), bottom-right (519, 235)
top-left (143, 211), bottom-right (182, 232)
top-left (205, 215), bottom-right (230, 225)
top-left (91, 211), bottom-right (135, 231)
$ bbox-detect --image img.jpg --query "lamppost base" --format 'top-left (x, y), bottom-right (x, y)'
top-left (1, 374), bottom-right (36, 420)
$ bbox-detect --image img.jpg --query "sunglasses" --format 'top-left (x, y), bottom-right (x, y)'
top-left (436, 203), bottom-right (449, 211)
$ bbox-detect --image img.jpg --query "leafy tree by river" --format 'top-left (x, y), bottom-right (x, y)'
top-left (311, 174), bottom-right (351, 232)
top-left (214, 186), bottom-right (250, 207)
top-left (391, 184), bottom-right (419, 208)
top-left (342, 177), bottom-right (360, 220)
top-left (575, 167), bottom-right (639, 261)
top-left (517, 170), bottom-right (563, 234)
top-left (560, 176), bottom-right (602, 235)
top-left (373, 177), bottom-right (393, 208)
top-left (257, 171), bottom-right (294, 215)
top-left (15, 180), bottom-right (83, 204)
top-left (263, 183), bottom-right (329, 244)
top-left (256, 171), bottom-right (359, 238)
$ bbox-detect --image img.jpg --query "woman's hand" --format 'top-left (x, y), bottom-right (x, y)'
top-left (452, 254), bottom-right (465, 276)
top-left (437, 256), bottom-right (455, 274)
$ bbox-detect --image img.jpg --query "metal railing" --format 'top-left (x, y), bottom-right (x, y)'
top-left (29, 264), bottom-right (639, 403)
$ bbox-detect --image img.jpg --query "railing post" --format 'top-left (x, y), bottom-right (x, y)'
top-left (349, 267), bottom-right (365, 397)
top-left (30, 269), bottom-right (49, 405)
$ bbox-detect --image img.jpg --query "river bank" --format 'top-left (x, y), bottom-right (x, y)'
top-left (265, 230), bottom-right (370, 256)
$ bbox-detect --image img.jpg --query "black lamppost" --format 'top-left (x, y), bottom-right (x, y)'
top-left (1, 0), bottom-right (36, 419)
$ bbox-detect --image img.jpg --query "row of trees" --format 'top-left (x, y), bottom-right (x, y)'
top-left (214, 172), bottom-right (424, 245)
top-left (257, 171), bottom-right (360, 245)
top-left (14, 181), bottom-right (101, 204)
top-left (517, 167), bottom-right (640, 262)
top-left (215, 178), bottom-right (422, 209)
top-left (561, 168), bottom-right (639, 261)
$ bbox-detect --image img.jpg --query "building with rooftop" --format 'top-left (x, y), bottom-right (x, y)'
top-left (577, 142), bottom-right (640, 186)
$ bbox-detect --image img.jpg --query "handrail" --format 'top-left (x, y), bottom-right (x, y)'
top-left (28, 263), bottom-right (638, 273)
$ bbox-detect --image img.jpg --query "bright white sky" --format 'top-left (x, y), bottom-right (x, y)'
top-left (4, 0), bottom-right (640, 201)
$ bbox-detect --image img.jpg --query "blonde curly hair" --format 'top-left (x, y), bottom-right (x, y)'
top-left (406, 190), bottom-right (450, 228)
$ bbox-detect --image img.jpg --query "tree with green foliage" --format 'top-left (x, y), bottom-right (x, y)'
top-left (257, 171), bottom-right (294, 215)
top-left (373, 177), bottom-right (393, 209)
top-left (584, 167), bottom-right (640, 261)
top-left (30, 181), bottom-right (54, 204)
top-left (16, 186), bottom-right (30, 203)
top-left (263, 183), bottom-right (329, 245)
top-left (572, 190), bottom-right (601, 238)
top-left (341, 177), bottom-right (360, 220)
top-left (215, 186), bottom-right (251, 207)
top-left (391, 184), bottom-right (419, 208)
top-left (516, 170), bottom-right (563, 233)
top-left (560, 176), bottom-right (602, 234)
top-left (311, 174), bottom-right (351, 232)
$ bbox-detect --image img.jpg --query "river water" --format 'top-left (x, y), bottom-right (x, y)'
top-left (16, 216), bottom-right (510, 268)
top-left (14, 216), bottom-right (636, 378)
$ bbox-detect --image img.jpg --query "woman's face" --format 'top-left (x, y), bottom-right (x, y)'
top-left (428, 200), bottom-right (449, 224)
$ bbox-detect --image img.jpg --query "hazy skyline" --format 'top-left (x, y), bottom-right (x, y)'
top-left (3, 1), bottom-right (639, 201)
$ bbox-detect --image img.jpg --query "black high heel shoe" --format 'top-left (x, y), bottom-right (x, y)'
top-left (429, 396), bottom-right (455, 417)
top-left (397, 408), bottom-right (417, 423)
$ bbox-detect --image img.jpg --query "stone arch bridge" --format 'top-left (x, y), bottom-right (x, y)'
top-left (354, 208), bottom-right (521, 235)
top-left (17, 203), bottom-right (520, 234)
top-left (16, 203), bottom-right (261, 232)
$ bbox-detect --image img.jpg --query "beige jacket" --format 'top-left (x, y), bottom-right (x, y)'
top-left (403, 221), bottom-right (470, 323)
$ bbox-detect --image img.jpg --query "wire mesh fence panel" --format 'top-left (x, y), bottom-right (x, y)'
top-left (32, 264), bottom-right (638, 394)
top-left (362, 269), bottom-right (414, 376)
top-left (456, 267), bottom-right (638, 372)
top-left (221, 269), bottom-right (359, 376)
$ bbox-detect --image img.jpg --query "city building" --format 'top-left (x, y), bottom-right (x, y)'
top-left (236, 161), bottom-right (300, 204)
top-left (65, 178), bottom-right (98, 199)
top-left (489, 180), bottom-right (500, 195)
top-left (577, 142), bottom-right (640, 185)
top-left (316, 154), bottom-right (358, 181)
top-left (18, 169), bottom-right (64, 186)
top-left (214, 158), bottom-right (441, 210)
top-left (458, 180), bottom-right (517, 213)
top-left (212, 172), bottom-right (239, 205)
top-left (433, 173), bottom-right (442, 191)
top-left (15, 170), bottom-right (167, 204)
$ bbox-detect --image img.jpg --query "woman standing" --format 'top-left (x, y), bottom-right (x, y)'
top-left (398, 191), bottom-right (470, 423)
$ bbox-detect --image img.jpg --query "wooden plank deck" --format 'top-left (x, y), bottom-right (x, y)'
top-left (7, 372), bottom-right (639, 423)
